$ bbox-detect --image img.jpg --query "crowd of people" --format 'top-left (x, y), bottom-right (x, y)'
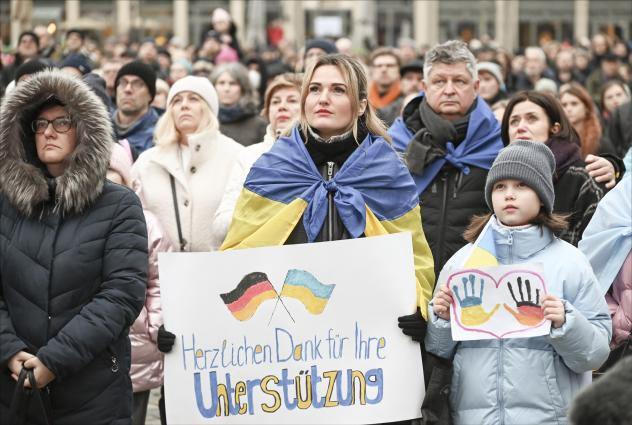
top-left (0, 7), bottom-right (631, 425)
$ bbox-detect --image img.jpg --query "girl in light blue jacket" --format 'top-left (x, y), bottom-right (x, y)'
top-left (425, 140), bottom-right (611, 425)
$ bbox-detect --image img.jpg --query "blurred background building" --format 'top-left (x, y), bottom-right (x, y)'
top-left (3, 0), bottom-right (632, 52)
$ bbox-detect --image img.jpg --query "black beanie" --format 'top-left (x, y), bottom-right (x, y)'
top-left (15, 59), bottom-right (52, 83)
top-left (83, 72), bottom-right (113, 113)
top-left (115, 60), bottom-right (157, 101)
top-left (304, 38), bottom-right (338, 58)
top-left (60, 53), bottom-right (92, 75)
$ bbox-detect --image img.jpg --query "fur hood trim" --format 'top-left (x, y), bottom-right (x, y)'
top-left (0, 69), bottom-right (113, 217)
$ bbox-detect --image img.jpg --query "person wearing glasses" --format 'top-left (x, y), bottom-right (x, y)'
top-left (112, 60), bottom-right (161, 158)
top-left (0, 69), bottom-right (148, 423)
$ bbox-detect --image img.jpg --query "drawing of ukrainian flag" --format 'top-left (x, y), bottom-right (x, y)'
top-left (281, 270), bottom-right (335, 314)
top-left (463, 217), bottom-right (498, 267)
top-left (220, 127), bottom-right (436, 320)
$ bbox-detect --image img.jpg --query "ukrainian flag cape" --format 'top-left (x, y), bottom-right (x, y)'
top-left (221, 126), bottom-right (435, 319)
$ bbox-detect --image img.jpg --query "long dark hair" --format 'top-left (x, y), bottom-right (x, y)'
top-left (501, 90), bottom-right (580, 147)
top-left (560, 82), bottom-right (602, 157)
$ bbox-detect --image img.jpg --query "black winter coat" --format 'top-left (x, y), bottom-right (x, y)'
top-left (608, 101), bottom-right (632, 159)
top-left (397, 96), bottom-right (495, 277)
top-left (553, 158), bottom-right (605, 246)
top-left (420, 166), bottom-right (490, 278)
top-left (0, 70), bottom-right (148, 425)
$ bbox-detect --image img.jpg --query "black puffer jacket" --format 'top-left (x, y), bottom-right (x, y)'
top-left (420, 166), bottom-right (490, 277)
top-left (0, 70), bottom-right (148, 425)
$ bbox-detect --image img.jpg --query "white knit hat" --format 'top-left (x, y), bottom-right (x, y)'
top-left (167, 76), bottom-right (219, 117)
top-left (477, 61), bottom-right (506, 92)
top-left (212, 8), bottom-right (231, 24)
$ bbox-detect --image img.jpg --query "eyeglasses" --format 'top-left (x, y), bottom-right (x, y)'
top-left (31, 117), bottom-right (73, 134)
top-left (117, 77), bottom-right (147, 91)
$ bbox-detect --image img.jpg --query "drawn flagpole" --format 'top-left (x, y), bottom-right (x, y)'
top-left (268, 280), bottom-right (295, 325)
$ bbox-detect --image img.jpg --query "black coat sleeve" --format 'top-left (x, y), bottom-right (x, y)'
top-left (36, 190), bottom-right (148, 381)
top-left (0, 196), bottom-right (29, 366)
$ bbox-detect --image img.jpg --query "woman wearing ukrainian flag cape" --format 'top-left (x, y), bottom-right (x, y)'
top-left (221, 54), bottom-right (435, 321)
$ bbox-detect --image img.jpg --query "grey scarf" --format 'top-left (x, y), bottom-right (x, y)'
top-left (405, 97), bottom-right (469, 175)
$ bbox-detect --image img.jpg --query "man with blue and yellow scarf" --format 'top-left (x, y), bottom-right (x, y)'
top-left (388, 40), bottom-right (504, 424)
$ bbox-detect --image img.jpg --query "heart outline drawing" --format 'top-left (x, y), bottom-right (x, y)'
top-left (448, 267), bottom-right (550, 339)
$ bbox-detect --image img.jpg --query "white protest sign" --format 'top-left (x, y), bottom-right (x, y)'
top-left (438, 264), bottom-right (551, 341)
top-left (159, 233), bottom-right (424, 424)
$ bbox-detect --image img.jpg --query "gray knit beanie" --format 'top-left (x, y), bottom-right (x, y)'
top-left (485, 140), bottom-right (556, 213)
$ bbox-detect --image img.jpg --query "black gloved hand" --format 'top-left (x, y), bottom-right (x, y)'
top-left (398, 307), bottom-right (428, 342)
top-left (157, 325), bottom-right (176, 353)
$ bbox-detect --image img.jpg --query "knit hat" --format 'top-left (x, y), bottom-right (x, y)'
top-left (477, 62), bottom-right (506, 92)
top-left (60, 54), bottom-right (92, 75)
top-left (485, 140), bottom-right (556, 213)
top-left (15, 59), bottom-right (51, 83)
top-left (304, 38), bottom-right (338, 58)
top-left (400, 59), bottom-right (424, 77)
top-left (108, 142), bottom-right (134, 187)
top-left (115, 60), bottom-right (157, 100)
top-left (167, 75), bottom-right (219, 117)
top-left (172, 58), bottom-right (193, 74)
top-left (534, 78), bottom-right (558, 94)
top-left (212, 7), bottom-right (232, 24)
top-left (83, 72), bottom-right (113, 113)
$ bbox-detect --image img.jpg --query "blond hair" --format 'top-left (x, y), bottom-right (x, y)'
top-left (299, 54), bottom-right (390, 142)
top-left (153, 94), bottom-right (219, 146)
top-left (261, 72), bottom-right (303, 120)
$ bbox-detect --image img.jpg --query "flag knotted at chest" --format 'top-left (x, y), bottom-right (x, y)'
top-left (241, 126), bottom-right (419, 242)
top-left (390, 95), bottom-right (503, 196)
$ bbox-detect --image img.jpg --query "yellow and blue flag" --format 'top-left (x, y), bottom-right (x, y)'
top-left (280, 269), bottom-right (335, 314)
top-left (221, 127), bottom-right (435, 319)
top-left (463, 216), bottom-right (498, 267)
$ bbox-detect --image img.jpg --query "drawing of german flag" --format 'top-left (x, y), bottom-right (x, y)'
top-left (220, 272), bottom-right (278, 321)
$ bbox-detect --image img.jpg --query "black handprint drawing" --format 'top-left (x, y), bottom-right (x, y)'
top-left (503, 276), bottom-right (544, 326)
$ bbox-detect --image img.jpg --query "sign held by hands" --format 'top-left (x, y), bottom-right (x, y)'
top-left (439, 264), bottom-right (551, 341)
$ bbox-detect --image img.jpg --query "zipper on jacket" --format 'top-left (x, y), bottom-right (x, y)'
top-left (507, 231), bottom-right (514, 263)
top-left (498, 339), bottom-right (505, 424)
top-left (106, 346), bottom-right (120, 373)
top-left (326, 162), bottom-right (335, 241)
top-left (453, 171), bottom-right (463, 199)
top-left (46, 214), bottom-right (63, 340)
top-left (436, 172), bottom-right (449, 268)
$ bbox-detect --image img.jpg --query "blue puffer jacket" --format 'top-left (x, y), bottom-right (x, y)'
top-left (425, 218), bottom-right (611, 425)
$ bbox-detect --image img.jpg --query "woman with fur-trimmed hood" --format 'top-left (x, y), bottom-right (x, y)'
top-left (0, 70), bottom-right (148, 424)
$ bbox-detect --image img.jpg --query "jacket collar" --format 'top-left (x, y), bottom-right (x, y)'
top-left (148, 128), bottom-right (220, 186)
top-left (112, 107), bottom-right (159, 139)
top-left (491, 217), bottom-right (555, 262)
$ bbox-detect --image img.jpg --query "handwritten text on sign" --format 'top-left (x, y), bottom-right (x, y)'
top-left (159, 233), bottom-right (425, 424)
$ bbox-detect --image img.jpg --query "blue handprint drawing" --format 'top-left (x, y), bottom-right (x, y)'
top-left (453, 274), bottom-right (500, 326)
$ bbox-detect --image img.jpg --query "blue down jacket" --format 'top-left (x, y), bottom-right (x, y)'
top-left (425, 218), bottom-right (611, 425)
